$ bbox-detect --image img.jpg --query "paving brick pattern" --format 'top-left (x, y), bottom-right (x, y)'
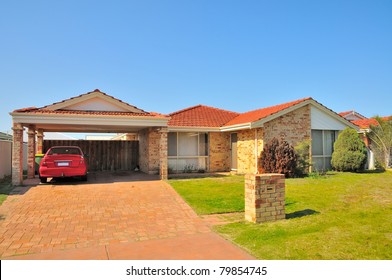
top-left (0, 174), bottom-right (215, 259)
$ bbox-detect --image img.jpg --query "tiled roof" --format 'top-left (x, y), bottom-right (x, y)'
top-left (224, 97), bottom-right (312, 126)
top-left (168, 105), bottom-right (239, 127)
top-left (352, 116), bottom-right (391, 129)
top-left (352, 118), bottom-right (379, 129)
top-left (12, 89), bottom-right (168, 119)
top-left (12, 108), bottom-right (166, 118)
top-left (0, 132), bottom-right (13, 141)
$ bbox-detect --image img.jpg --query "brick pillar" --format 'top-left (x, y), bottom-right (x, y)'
top-left (12, 123), bottom-right (24, 186)
top-left (27, 126), bottom-right (36, 179)
top-left (36, 129), bottom-right (44, 154)
top-left (159, 127), bottom-right (168, 180)
top-left (245, 173), bottom-right (285, 223)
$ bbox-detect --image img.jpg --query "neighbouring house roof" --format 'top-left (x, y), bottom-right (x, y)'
top-left (0, 132), bottom-right (13, 141)
top-left (224, 97), bottom-right (313, 127)
top-left (352, 116), bottom-right (392, 129)
top-left (168, 105), bottom-right (239, 128)
top-left (339, 110), bottom-right (367, 121)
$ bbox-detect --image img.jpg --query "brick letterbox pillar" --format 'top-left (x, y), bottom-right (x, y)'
top-left (245, 173), bottom-right (285, 223)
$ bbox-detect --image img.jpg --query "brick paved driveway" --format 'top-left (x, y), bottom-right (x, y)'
top-left (0, 172), bottom-right (253, 259)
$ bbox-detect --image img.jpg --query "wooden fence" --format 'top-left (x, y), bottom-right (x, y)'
top-left (43, 140), bottom-right (139, 172)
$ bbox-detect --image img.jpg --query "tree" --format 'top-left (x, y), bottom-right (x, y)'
top-left (331, 128), bottom-right (367, 172)
top-left (367, 116), bottom-right (392, 168)
top-left (260, 138), bottom-right (297, 177)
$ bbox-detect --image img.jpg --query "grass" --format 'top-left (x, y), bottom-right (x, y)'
top-left (169, 175), bottom-right (244, 215)
top-left (0, 176), bottom-right (13, 205)
top-left (169, 171), bottom-right (392, 259)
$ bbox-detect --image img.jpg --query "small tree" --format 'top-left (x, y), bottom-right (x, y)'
top-left (331, 128), bottom-right (367, 172)
top-left (294, 139), bottom-right (311, 177)
top-left (260, 138), bottom-right (297, 177)
top-left (368, 116), bottom-right (392, 169)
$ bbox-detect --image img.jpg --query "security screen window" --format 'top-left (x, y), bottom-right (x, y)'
top-left (311, 130), bottom-right (340, 171)
top-left (168, 132), bottom-right (209, 172)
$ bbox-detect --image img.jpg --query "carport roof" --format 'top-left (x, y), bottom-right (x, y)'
top-left (10, 89), bottom-right (170, 132)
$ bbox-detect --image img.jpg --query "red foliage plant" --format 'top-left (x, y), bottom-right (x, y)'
top-left (259, 138), bottom-right (297, 178)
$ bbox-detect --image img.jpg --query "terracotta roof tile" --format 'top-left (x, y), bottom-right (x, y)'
top-left (352, 116), bottom-right (391, 129)
top-left (224, 97), bottom-right (312, 126)
top-left (12, 89), bottom-right (169, 119)
top-left (352, 118), bottom-right (378, 129)
top-left (168, 105), bottom-right (239, 127)
top-left (12, 108), bottom-right (167, 118)
top-left (339, 111), bottom-right (353, 117)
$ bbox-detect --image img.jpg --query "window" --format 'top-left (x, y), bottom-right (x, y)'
top-left (168, 132), bottom-right (209, 172)
top-left (311, 130), bottom-right (339, 171)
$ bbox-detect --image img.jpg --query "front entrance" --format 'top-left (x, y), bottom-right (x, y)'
top-left (231, 133), bottom-right (238, 170)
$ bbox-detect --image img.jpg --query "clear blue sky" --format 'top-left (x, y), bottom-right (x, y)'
top-left (1, 0), bottom-right (391, 134)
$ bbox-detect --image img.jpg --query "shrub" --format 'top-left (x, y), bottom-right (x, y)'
top-left (294, 140), bottom-right (311, 177)
top-left (260, 138), bottom-right (297, 177)
top-left (331, 128), bottom-right (367, 172)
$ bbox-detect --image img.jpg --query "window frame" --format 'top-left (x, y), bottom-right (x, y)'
top-left (311, 129), bottom-right (339, 171)
top-left (168, 132), bottom-right (209, 172)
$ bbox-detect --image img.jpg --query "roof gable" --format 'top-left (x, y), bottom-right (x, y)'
top-left (168, 105), bottom-right (239, 128)
top-left (43, 89), bottom-right (145, 113)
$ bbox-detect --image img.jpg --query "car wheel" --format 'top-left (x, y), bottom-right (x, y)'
top-left (40, 177), bottom-right (47, 183)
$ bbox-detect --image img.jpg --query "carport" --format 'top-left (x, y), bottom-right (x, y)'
top-left (9, 89), bottom-right (170, 185)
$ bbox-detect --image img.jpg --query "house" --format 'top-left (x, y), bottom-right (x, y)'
top-left (169, 98), bottom-right (357, 174)
top-left (9, 90), bottom-right (357, 185)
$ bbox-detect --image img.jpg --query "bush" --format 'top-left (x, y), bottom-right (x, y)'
top-left (331, 128), bottom-right (367, 172)
top-left (260, 138), bottom-right (297, 177)
top-left (294, 140), bottom-right (311, 177)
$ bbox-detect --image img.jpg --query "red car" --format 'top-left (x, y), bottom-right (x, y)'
top-left (39, 146), bottom-right (88, 183)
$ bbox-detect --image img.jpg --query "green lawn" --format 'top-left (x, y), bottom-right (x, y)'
top-left (169, 171), bottom-right (392, 259)
top-left (169, 175), bottom-right (244, 215)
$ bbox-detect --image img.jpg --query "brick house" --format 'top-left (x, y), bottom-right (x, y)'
top-left (10, 90), bottom-right (357, 185)
top-left (168, 97), bottom-right (357, 174)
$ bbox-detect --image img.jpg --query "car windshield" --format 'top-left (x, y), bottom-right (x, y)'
top-left (48, 147), bottom-right (81, 155)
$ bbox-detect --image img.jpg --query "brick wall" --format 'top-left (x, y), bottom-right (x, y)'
top-left (209, 132), bottom-right (231, 172)
top-left (263, 105), bottom-right (311, 147)
top-left (138, 128), bottom-right (149, 173)
top-left (236, 128), bottom-right (263, 174)
top-left (138, 127), bottom-right (167, 178)
top-left (245, 173), bottom-right (285, 223)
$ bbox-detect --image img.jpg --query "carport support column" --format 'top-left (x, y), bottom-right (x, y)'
top-left (27, 125), bottom-right (36, 179)
top-left (36, 129), bottom-right (44, 154)
top-left (12, 123), bottom-right (24, 186)
top-left (159, 127), bottom-right (168, 180)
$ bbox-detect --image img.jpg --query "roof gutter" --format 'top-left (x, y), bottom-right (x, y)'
top-left (220, 123), bottom-right (251, 132)
top-left (168, 126), bottom-right (221, 132)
